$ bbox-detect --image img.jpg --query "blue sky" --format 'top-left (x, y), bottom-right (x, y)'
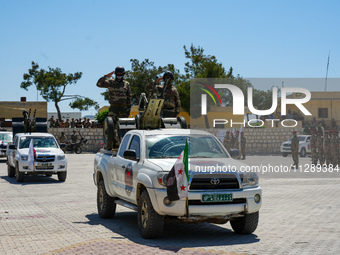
top-left (1, 0), bottom-right (340, 117)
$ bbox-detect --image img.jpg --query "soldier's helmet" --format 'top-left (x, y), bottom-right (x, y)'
top-left (163, 71), bottom-right (174, 85)
top-left (115, 66), bottom-right (125, 82)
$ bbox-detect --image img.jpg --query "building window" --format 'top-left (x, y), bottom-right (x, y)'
top-left (318, 108), bottom-right (328, 118)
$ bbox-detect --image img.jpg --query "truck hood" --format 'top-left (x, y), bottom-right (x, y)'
top-left (147, 158), bottom-right (249, 173)
top-left (18, 148), bottom-right (64, 155)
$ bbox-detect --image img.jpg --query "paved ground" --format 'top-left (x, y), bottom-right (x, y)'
top-left (0, 154), bottom-right (340, 255)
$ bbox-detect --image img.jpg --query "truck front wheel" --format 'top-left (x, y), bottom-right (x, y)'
top-left (230, 211), bottom-right (259, 234)
top-left (15, 162), bottom-right (24, 182)
top-left (7, 164), bottom-right (15, 177)
top-left (137, 190), bottom-right (164, 239)
top-left (97, 180), bottom-right (116, 218)
top-left (58, 172), bottom-right (67, 182)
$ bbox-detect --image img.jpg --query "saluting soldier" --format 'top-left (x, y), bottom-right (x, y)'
top-left (291, 131), bottom-right (299, 169)
top-left (97, 66), bottom-right (131, 149)
top-left (323, 131), bottom-right (331, 167)
top-left (316, 130), bottom-right (324, 165)
top-left (310, 128), bottom-right (318, 166)
top-left (240, 132), bottom-right (246, 160)
top-left (146, 71), bottom-right (181, 117)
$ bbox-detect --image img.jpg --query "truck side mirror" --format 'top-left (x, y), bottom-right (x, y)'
top-left (229, 149), bottom-right (240, 159)
top-left (9, 144), bottom-right (16, 150)
top-left (123, 149), bottom-right (137, 161)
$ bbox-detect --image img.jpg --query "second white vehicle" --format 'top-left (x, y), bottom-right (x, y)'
top-left (280, 135), bottom-right (311, 157)
top-left (7, 133), bottom-right (67, 182)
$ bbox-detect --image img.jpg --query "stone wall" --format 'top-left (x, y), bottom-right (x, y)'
top-left (49, 128), bottom-right (104, 153)
top-left (199, 128), bottom-right (304, 155)
top-left (5, 126), bottom-right (305, 155)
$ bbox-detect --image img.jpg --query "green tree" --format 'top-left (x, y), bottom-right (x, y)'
top-left (21, 61), bottom-right (99, 121)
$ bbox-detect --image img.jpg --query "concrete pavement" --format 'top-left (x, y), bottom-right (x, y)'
top-left (0, 154), bottom-right (340, 255)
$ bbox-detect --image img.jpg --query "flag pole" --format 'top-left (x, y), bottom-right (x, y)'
top-left (186, 197), bottom-right (189, 217)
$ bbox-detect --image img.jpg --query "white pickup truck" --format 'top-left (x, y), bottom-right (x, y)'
top-left (94, 129), bottom-right (262, 239)
top-left (7, 132), bottom-right (67, 182)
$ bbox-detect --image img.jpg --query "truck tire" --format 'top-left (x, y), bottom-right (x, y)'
top-left (7, 164), bottom-right (15, 177)
top-left (58, 172), bottom-right (67, 182)
top-left (230, 211), bottom-right (259, 234)
top-left (137, 190), bottom-right (164, 239)
top-left (177, 116), bottom-right (187, 129)
top-left (97, 180), bottom-right (116, 218)
top-left (75, 146), bottom-right (82, 154)
top-left (15, 162), bottom-right (24, 182)
top-left (282, 153), bottom-right (288, 157)
top-left (300, 147), bottom-right (306, 157)
top-left (104, 117), bottom-right (114, 150)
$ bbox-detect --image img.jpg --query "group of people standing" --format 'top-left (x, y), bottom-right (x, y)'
top-left (223, 131), bottom-right (246, 159)
top-left (310, 129), bottom-right (339, 167)
top-left (48, 116), bottom-right (97, 129)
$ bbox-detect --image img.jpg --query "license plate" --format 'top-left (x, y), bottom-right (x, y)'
top-left (37, 163), bottom-right (52, 167)
top-left (201, 193), bottom-right (233, 202)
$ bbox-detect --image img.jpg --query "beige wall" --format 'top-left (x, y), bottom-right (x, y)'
top-left (0, 101), bottom-right (47, 119)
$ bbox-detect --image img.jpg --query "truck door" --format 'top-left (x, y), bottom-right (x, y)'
top-left (115, 134), bottom-right (141, 203)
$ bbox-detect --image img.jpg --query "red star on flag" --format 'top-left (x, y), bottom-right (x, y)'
top-left (178, 169), bottom-right (183, 175)
top-left (178, 154), bottom-right (182, 159)
top-left (180, 185), bottom-right (186, 191)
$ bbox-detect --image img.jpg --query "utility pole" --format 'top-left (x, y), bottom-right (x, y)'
top-left (325, 51), bottom-right (330, 91)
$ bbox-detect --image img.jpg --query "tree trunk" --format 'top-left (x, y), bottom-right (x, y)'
top-left (55, 102), bottom-right (62, 121)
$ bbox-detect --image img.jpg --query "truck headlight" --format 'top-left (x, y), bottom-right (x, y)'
top-left (243, 172), bottom-right (259, 187)
top-left (20, 155), bottom-right (28, 161)
top-left (157, 172), bottom-right (168, 186)
top-left (57, 155), bottom-right (66, 160)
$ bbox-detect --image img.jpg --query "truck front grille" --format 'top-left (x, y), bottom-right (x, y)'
top-left (188, 198), bottom-right (246, 205)
top-left (189, 173), bottom-right (240, 190)
top-left (36, 155), bottom-right (55, 162)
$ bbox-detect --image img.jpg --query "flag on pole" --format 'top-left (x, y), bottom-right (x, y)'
top-left (166, 139), bottom-right (189, 201)
top-left (27, 139), bottom-right (35, 170)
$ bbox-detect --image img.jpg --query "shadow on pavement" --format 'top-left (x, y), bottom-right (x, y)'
top-left (0, 175), bottom-right (61, 185)
top-left (76, 212), bottom-right (260, 252)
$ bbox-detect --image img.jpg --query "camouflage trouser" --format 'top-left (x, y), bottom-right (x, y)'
top-left (292, 151), bottom-right (299, 167)
top-left (317, 150), bottom-right (324, 165)
top-left (241, 146), bottom-right (246, 159)
top-left (108, 106), bottom-right (130, 149)
top-left (331, 150), bottom-right (339, 167)
top-left (311, 149), bottom-right (317, 165)
top-left (162, 109), bottom-right (177, 118)
top-left (324, 150), bottom-right (331, 166)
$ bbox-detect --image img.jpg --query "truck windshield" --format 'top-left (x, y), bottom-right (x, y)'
top-left (146, 135), bottom-right (228, 159)
top-left (19, 137), bottom-right (59, 149)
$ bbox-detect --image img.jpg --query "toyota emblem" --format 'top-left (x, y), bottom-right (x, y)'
top-left (210, 178), bottom-right (220, 185)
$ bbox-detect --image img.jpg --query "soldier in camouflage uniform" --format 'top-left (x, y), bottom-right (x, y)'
top-left (310, 128), bottom-right (318, 166)
top-left (145, 72), bottom-right (181, 117)
top-left (70, 118), bottom-right (76, 128)
top-left (323, 131), bottom-right (331, 167)
top-left (331, 130), bottom-right (339, 167)
top-left (230, 132), bottom-right (236, 150)
top-left (316, 130), bottom-right (324, 165)
top-left (223, 131), bottom-right (231, 154)
top-left (235, 130), bottom-right (240, 149)
top-left (290, 131), bottom-right (299, 169)
top-left (240, 132), bottom-right (246, 160)
top-left (97, 66), bottom-right (131, 149)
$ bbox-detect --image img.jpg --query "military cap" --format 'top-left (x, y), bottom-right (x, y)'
top-left (292, 131), bottom-right (297, 133)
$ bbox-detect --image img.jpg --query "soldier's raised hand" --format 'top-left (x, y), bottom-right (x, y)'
top-left (105, 71), bottom-right (115, 77)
